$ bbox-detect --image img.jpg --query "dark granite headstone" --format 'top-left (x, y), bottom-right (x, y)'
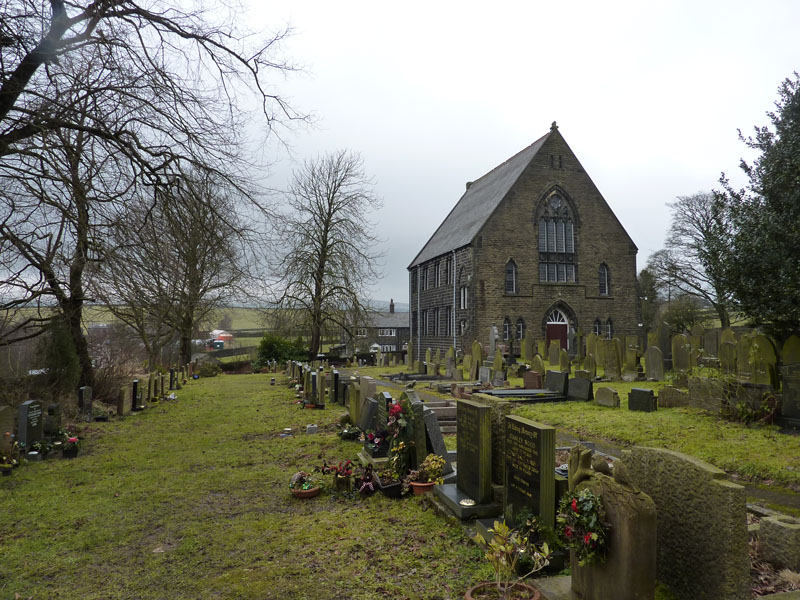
top-left (44, 403), bottom-right (61, 435)
top-left (423, 408), bottom-right (453, 474)
top-left (629, 388), bottom-right (657, 412)
top-left (359, 397), bottom-right (378, 431)
top-left (544, 370), bottom-right (568, 395)
top-left (78, 386), bottom-right (93, 421)
top-left (566, 377), bottom-right (593, 401)
top-left (504, 415), bottom-right (556, 529)
top-left (17, 400), bottom-right (44, 449)
top-left (332, 370), bottom-right (340, 404)
top-left (376, 391), bottom-right (391, 430)
top-left (131, 379), bottom-right (142, 411)
top-left (169, 368), bottom-right (176, 390)
top-left (456, 399), bottom-right (492, 503)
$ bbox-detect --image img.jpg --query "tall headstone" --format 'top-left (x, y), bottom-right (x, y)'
top-left (537, 340), bottom-right (546, 357)
top-left (504, 415), bottom-right (556, 528)
top-left (703, 329), bottom-right (720, 358)
top-left (470, 340), bottom-right (483, 380)
top-left (622, 348), bottom-right (638, 382)
top-left (559, 348), bottom-right (571, 373)
top-left (331, 370), bottom-right (340, 404)
top-left (601, 339), bottom-right (621, 380)
top-left (782, 335), bottom-right (800, 366)
top-left (462, 354), bottom-right (473, 381)
top-left (737, 335), bottom-right (754, 382)
top-left (751, 334), bottom-right (777, 387)
top-left (409, 397), bottom-right (427, 470)
top-left (456, 399), bottom-right (493, 503)
top-left (531, 355), bottom-right (546, 378)
top-left (719, 341), bottom-right (737, 374)
top-left (720, 328), bottom-right (736, 344)
top-left (376, 391), bottom-right (391, 430)
top-left (644, 346), bottom-right (664, 381)
top-left (583, 353), bottom-right (597, 379)
top-left (359, 397), bottom-right (378, 432)
top-left (78, 386), bottom-right (93, 421)
top-left (672, 333), bottom-right (691, 372)
top-left (169, 368), bottom-right (176, 390)
top-left (131, 379), bottom-right (141, 411)
top-left (781, 364), bottom-right (800, 423)
top-left (586, 333), bottom-right (599, 362)
top-left (433, 348), bottom-right (442, 365)
top-left (489, 324), bottom-right (498, 356)
top-left (317, 370), bottom-right (326, 405)
top-left (118, 386), bottom-right (130, 416)
top-left (425, 347), bottom-right (432, 368)
top-left (423, 408), bottom-right (453, 475)
top-left (548, 340), bottom-right (560, 366)
top-left (492, 349), bottom-right (503, 373)
top-left (17, 400), bottom-right (43, 449)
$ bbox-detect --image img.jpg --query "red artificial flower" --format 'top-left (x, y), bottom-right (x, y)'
top-left (571, 498), bottom-right (579, 513)
top-left (68, 437), bottom-right (78, 443)
top-left (584, 533), bottom-right (591, 545)
top-left (367, 433), bottom-right (375, 442)
top-left (564, 526), bottom-right (573, 538)
top-left (389, 403), bottom-right (403, 418)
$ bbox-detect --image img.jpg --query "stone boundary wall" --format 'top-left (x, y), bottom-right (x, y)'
top-left (624, 447), bottom-right (749, 600)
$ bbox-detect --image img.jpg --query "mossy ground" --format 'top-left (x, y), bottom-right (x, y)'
top-left (0, 374), bottom-right (491, 599)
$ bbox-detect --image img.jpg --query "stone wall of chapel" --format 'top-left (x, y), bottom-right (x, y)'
top-left (473, 132), bottom-right (640, 353)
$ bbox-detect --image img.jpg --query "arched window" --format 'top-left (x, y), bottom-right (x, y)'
top-left (505, 260), bottom-right (517, 294)
top-left (516, 318), bottom-right (525, 341)
top-left (593, 319), bottom-right (602, 336)
top-left (605, 319), bottom-right (613, 339)
top-left (503, 318), bottom-right (511, 341)
top-left (598, 264), bottom-right (610, 296)
top-left (537, 191), bottom-right (577, 283)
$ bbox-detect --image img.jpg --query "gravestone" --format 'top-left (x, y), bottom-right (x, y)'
top-left (376, 391), bottom-right (391, 430)
top-left (462, 354), bottom-right (473, 380)
top-left (586, 333), bottom-right (599, 362)
top-left (309, 371), bottom-right (317, 402)
top-left (583, 353), bottom-right (596, 379)
top-left (492, 349), bottom-right (503, 373)
top-left (595, 337), bottom-right (606, 370)
top-left (629, 388), bottom-right (657, 412)
top-left (622, 347), bottom-right (638, 382)
top-left (703, 329), bottom-right (720, 358)
top-left (423, 407), bottom-right (454, 475)
top-left (544, 370), bottom-right (568, 395)
top-left (601, 339), bottom-right (621, 380)
top-left (574, 369), bottom-right (591, 380)
top-left (131, 379), bottom-right (142, 411)
top-left (434, 348), bottom-right (441, 365)
top-left (445, 356), bottom-right (455, 378)
top-left (118, 386), bottom-right (130, 416)
top-left (559, 348), bottom-right (570, 373)
top-left (782, 335), bottom-right (800, 366)
top-left (491, 369), bottom-right (506, 388)
top-left (737, 335), bottom-right (754, 382)
top-left (523, 371), bottom-right (542, 389)
top-left (359, 397), bottom-right (378, 432)
top-left (719, 341), bottom-right (737, 374)
top-left (0, 406), bottom-right (14, 452)
top-left (78, 386), bottom-right (93, 421)
top-left (456, 399), bottom-right (493, 503)
top-left (531, 355), bottom-right (546, 378)
top-left (567, 377), bottom-right (593, 402)
top-left (780, 364), bottom-right (800, 423)
top-left (595, 387), bottom-right (620, 408)
top-left (548, 340), bottom-right (560, 366)
top-left (537, 340), bottom-right (546, 357)
top-left (425, 347), bottom-right (432, 369)
top-left (644, 346), bottom-right (664, 381)
top-left (672, 333), bottom-right (691, 372)
top-left (504, 415), bottom-right (556, 528)
top-left (17, 400), bottom-right (43, 449)
top-left (520, 336), bottom-right (530, 361)
top-left (409, 396), bottom-right (428, 469)
top-left (471, 340), bottom-right (483, 380)
top-left (44, 403), bottom-right (61, 435)
top-left (720, 327), bottom-right (736, 344)
top-left (489, 324), bottom-right (498, 356)
top-left (658, 386), bottom-right (690, 408)
top-left (169, 368), bottom-right (176, 390)
top-left (479, 366), bottom-right (491, 384)
top-left (317, 370), bottom-right (326, 405)
top-left (751, 334), bottom-right (777, 387)
top-left (331, 370), bottom-right (340, 404)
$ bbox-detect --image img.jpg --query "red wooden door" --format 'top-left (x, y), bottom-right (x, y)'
top-left (546, 324), bottom-right (568, 351)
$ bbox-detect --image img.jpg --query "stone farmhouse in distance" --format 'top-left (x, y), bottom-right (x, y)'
top-left (407, 123), bottom-right (641, 358)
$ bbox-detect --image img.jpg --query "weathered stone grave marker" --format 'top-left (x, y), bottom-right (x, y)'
top-left (644, 346), bottom-right (664, 381)
top-left (423, 407), bottom-right (453, 475)
top-left (628, 388), bottom-right (657, 412)
top-left (504, 415), bottom-right (555, 528)
top-left (78, 386), bottom-right (93, 421)
top-left (595, 387), bottom-right (620, 408)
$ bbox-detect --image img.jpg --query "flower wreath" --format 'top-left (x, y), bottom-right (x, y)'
top-left (556, 488), bottom-right (610, 566)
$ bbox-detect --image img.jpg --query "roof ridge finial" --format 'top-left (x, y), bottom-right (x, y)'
top-left (551, 121), bottom-right (558, 131)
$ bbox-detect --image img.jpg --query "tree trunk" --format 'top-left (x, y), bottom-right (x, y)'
top-left (63, 298), bottom-right (94, 390)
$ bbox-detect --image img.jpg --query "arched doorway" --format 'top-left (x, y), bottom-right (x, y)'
top-left (546, 309), bottom-right (569, 351)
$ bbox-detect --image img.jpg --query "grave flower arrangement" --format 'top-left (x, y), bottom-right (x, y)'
top-left (337, 424), bottom-right (362, 441)
top-left (364, 429), bottom-right (389, 457)
top-left (317, 459), bottom-right (354, 493)
top-left (406, 453), bottom-right (446, 485)
top-left (289, 470), bottom-right (320, 491)
top-left (556, 488), bottom-right (609, 566)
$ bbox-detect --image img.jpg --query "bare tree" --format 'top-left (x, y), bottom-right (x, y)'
top-left (1, 2), bottom-right (300, 386)
top-left (646, 192), bottom-right (733, 328)
top-left (272, 151), bottom-right (383, 356)
top-left (92, 172), bottom-right (252, 367)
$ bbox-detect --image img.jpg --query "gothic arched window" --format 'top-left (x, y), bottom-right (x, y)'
top-left (537, 191), bottom-right (576, 283)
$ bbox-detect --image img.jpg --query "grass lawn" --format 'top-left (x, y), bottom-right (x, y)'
top-left (0, 374), bottom-right (490, 599)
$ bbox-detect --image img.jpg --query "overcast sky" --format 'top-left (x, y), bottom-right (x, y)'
top-left (246, 1), bottom-right (800, 306)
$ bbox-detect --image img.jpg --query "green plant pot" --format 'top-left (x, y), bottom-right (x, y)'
top-left (62, 447), bottom-right (79, 459)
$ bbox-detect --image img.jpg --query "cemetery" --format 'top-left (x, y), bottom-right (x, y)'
top-left (2, 328), bottom-right (800, 599)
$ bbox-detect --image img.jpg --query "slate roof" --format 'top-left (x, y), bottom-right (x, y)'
top-left (408, 131), bottom-right (551, 268)
top-left (368, 311), bottom-right (409, 329)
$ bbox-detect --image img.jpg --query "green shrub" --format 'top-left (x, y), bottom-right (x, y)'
top-left (196, 362), bottom-right (222, 378)
top-left (252, 334), bottom-right (307, 371)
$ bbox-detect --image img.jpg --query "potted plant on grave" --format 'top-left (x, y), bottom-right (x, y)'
top-left (289, 471), bottom-right (322, 499)
top-left (318, 459), bottom-right (354, 493)
top-left (337, 423), bottom-right (362, 441)
top-left (513, 514), bottom-right (566, 575)
top-left (61, 433), bottom-right (81, 459)
top-left (376, 443), bottom-right (406, 498)
top-left (405, 453), bottom-right (445, 495)
top-left (0, 444), bottom-right (18, 476)
top-left (467, 520), bottom-right (550, 600)
top-left (556, 488), bottom-right (610, 566)
top-left (364, 429), bottom-right (389, 458)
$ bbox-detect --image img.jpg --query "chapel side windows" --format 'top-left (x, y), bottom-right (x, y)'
top-left (516, 318), bottom-right (525, 341)
top-left (537, 192), bottom-right (577, 283)
top-left (598, 264), bottom-right (610, 296)
top-left (505, 260), bottom-right (517, 294)
top-left (459, 285), bottom-right (469, 310)
top-left (503, 318), bottom-right (511, 341)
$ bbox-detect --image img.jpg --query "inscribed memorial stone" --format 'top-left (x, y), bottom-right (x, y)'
top-left (583, 354), bottom-right (596, 379)
top-left (672, 334), bottom-right (691, 372)
top-left (644, 346), bottom-right (664, 381)
top-left (531, 355), bottom-right (546, 378)
top-left (720, 341), bottom-right (737, 374)
top-left (504, 415), bottom-right (555, 528)
top-left (548, 341), bottom-right (560, 366)
top-left (628, 388), bottom-right (657, 412)
top-left (595, 387), bottom-right (620, 408)
top-left (782, 335), bottom-right (800, 366)
top-left (17, 400), bottom-right (43, 448)
top-left (751, 334), bottom-right (777, 387)
top-left (456, 399), bottom-right (492, 503)
top-left (559, 349), bottom-right (571, 373)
